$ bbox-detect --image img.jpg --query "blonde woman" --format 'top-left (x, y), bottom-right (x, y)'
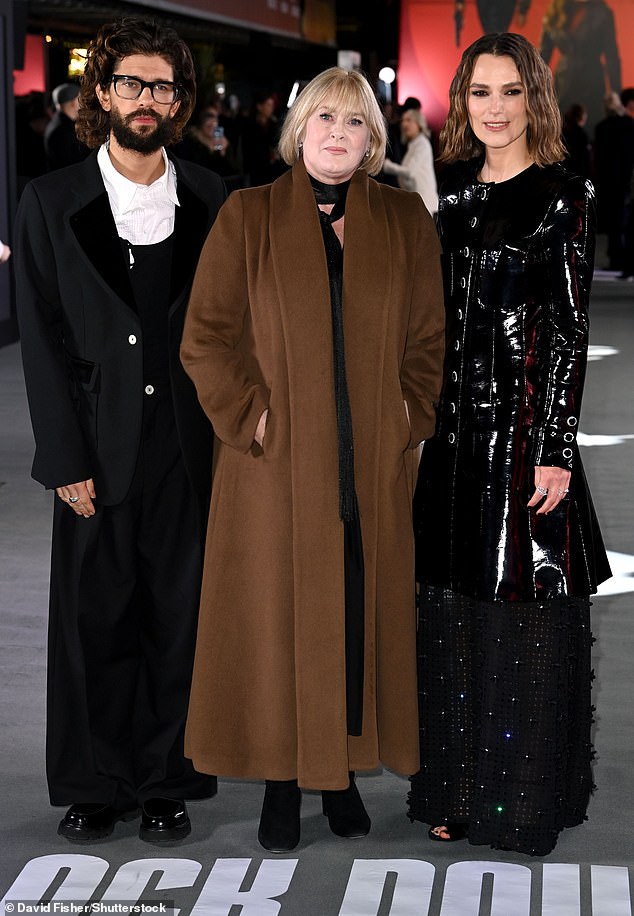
top-left (181, 66), bottom-right (445, 851)
top-left (383, 108), bottom-right (439, 214)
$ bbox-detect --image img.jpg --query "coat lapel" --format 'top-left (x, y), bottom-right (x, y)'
top-left (69, 191), bottom-right (135, 308)
top-left (341, 169), bottom-right (392, 478)
top-left (67, 154), bottom-right (134, 308)
top-left (269, 161), bottom-right (332, 385)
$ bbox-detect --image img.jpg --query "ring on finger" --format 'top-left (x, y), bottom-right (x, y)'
top-left (536, 485), bottom-right (548, 496)
top-left (68, 496), bottom-right (80, 504)
top-left (557, 488), bottom-right (569, 496)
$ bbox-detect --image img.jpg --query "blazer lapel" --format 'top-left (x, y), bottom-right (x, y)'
top-left (67, 154), bottom-right (134, 308)
top-left (69, 193), bottom-right (135, 308)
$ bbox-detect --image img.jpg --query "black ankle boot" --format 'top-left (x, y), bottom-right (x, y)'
top-left (258, 779), bottom-right (301, 852)
top-left (321, 772), bottom-right (371, 838)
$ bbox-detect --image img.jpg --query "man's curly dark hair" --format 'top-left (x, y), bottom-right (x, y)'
top-left (76, 18), bottom-right (196, 149)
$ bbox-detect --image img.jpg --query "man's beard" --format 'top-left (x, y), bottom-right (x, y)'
top-left (109, 106), bottom-right (177, 153)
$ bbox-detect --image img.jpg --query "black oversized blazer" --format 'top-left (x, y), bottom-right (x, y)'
top-left (15, 149), bottom-right (225, 508)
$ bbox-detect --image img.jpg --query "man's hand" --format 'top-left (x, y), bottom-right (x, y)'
top-left (55, 479), bottom-right (96, 517)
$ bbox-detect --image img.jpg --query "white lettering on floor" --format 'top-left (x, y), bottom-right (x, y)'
top-left (2, 856), bottom-right (632, 916)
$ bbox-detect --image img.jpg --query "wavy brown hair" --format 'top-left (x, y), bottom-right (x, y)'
top-left (76, 18), bottom-right (196, 149)
top-left (439, 32), bottom-right (566, 166)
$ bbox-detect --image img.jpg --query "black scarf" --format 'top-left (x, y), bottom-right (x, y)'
top-left (310, 174), bottom-right (358, 523)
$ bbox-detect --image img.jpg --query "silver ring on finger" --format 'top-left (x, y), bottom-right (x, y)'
top-left (536, 485), bottom-right (548, 496)
top-left (557, 488), bottom-right (569, 496)
top-left (68, 496), bottom-right (80, 503)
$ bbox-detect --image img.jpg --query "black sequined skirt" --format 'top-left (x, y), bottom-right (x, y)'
top-left (408, 586), bottom-right (595, 856)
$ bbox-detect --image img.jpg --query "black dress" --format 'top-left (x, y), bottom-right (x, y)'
top-left (408, 161), bottom-right (611, 856)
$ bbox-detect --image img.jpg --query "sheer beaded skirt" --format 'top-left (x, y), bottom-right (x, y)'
top-left (408, 586), bottom-right (595, 856)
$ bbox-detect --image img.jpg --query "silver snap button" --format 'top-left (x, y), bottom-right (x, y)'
top-left (454, 340), bottom-right (460, 350)
top-left (564, 432), bottom-right (574, 442)
top-left (145, 384), bottom-right (155, 395)
top-left (451, 371), bottom-right (458, 382)
top-left (457, 309), bottom-right (463, 320)
top-left (460, 277), bottom-right (466, 288)
top-left (567, 417), bottom-right (578, 426)
top-left (448, 433), bottom-right (456, 444)
top-left (470, 217), bottom-right (477, 228)
top-left (450, 402), bottom-right (456, 413)
top-left (463, 247), bottom-right (470, 257)
top-left (128, 334), bottom-right (137, 345)
top-left (562, 447), bottom-right (573, 459)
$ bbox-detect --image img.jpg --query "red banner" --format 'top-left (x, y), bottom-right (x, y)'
top-left (399, 0), bottom-right (634, 132)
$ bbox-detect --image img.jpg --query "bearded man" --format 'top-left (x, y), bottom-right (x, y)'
top-left (15, 18), bottom-right (225, 843)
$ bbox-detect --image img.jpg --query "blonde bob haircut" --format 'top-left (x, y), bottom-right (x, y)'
top-left (439, 32), bottom-right (566, 166)
top-left (278, 67), bottom-right (387, 176)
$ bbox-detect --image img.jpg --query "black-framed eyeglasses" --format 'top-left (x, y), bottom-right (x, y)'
top-left (110, 74), bottom-right (180, 105)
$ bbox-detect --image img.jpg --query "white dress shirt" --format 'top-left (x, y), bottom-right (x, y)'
top-left (97, 144), bottom-right (179, 245)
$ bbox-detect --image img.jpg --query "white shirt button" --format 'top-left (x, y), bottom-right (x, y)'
top-left (145, 384), bottom-right (155, 395)
top-left (128, 334), bottom-right (137, 345)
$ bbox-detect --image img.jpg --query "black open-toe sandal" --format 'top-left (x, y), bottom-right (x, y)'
top-left (428, 823), bottom-right (468, 842)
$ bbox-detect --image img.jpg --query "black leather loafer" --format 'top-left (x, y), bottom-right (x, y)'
top-left (58, 803), bottom-right (140, 841)
top-left (139, 798), bottom-right (191, 844)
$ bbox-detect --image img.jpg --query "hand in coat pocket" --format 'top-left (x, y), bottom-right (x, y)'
top-left (254, 409), bottom-right (269, 447)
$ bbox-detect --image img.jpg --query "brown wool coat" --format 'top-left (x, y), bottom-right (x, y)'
top-left (181, 161), bottom-right (444, 790)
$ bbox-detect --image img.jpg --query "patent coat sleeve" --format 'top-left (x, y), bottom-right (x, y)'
top-left (532, 176), bottom-right (595, 470)
top-left (15, 182), bottom-right (93, 489)
top-left (400, 198), bottom-right (445, 447)
top-left (181, 191), bottom-right (270, 453)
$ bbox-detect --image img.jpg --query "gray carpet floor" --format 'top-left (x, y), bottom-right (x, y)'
top-left (1, 279), bottom-right (633, 915)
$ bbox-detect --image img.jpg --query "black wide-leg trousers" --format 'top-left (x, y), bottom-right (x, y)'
top-left (46, 396), bottom-right (216, 808)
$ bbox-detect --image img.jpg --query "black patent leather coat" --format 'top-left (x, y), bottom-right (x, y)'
top-left (414, 161), bottom-right (611, 601)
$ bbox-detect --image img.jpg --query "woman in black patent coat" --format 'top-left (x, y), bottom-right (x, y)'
top-left (408, 33), bottom-right (611, 857)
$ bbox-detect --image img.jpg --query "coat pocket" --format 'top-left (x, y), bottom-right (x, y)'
top-left (69, 355), bottom-right (101, 393)
top-left (67, 356), bottom-right (101, 448)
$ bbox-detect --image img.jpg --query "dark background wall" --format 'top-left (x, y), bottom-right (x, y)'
top-left (0, 0), bottom-right (18, 345)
